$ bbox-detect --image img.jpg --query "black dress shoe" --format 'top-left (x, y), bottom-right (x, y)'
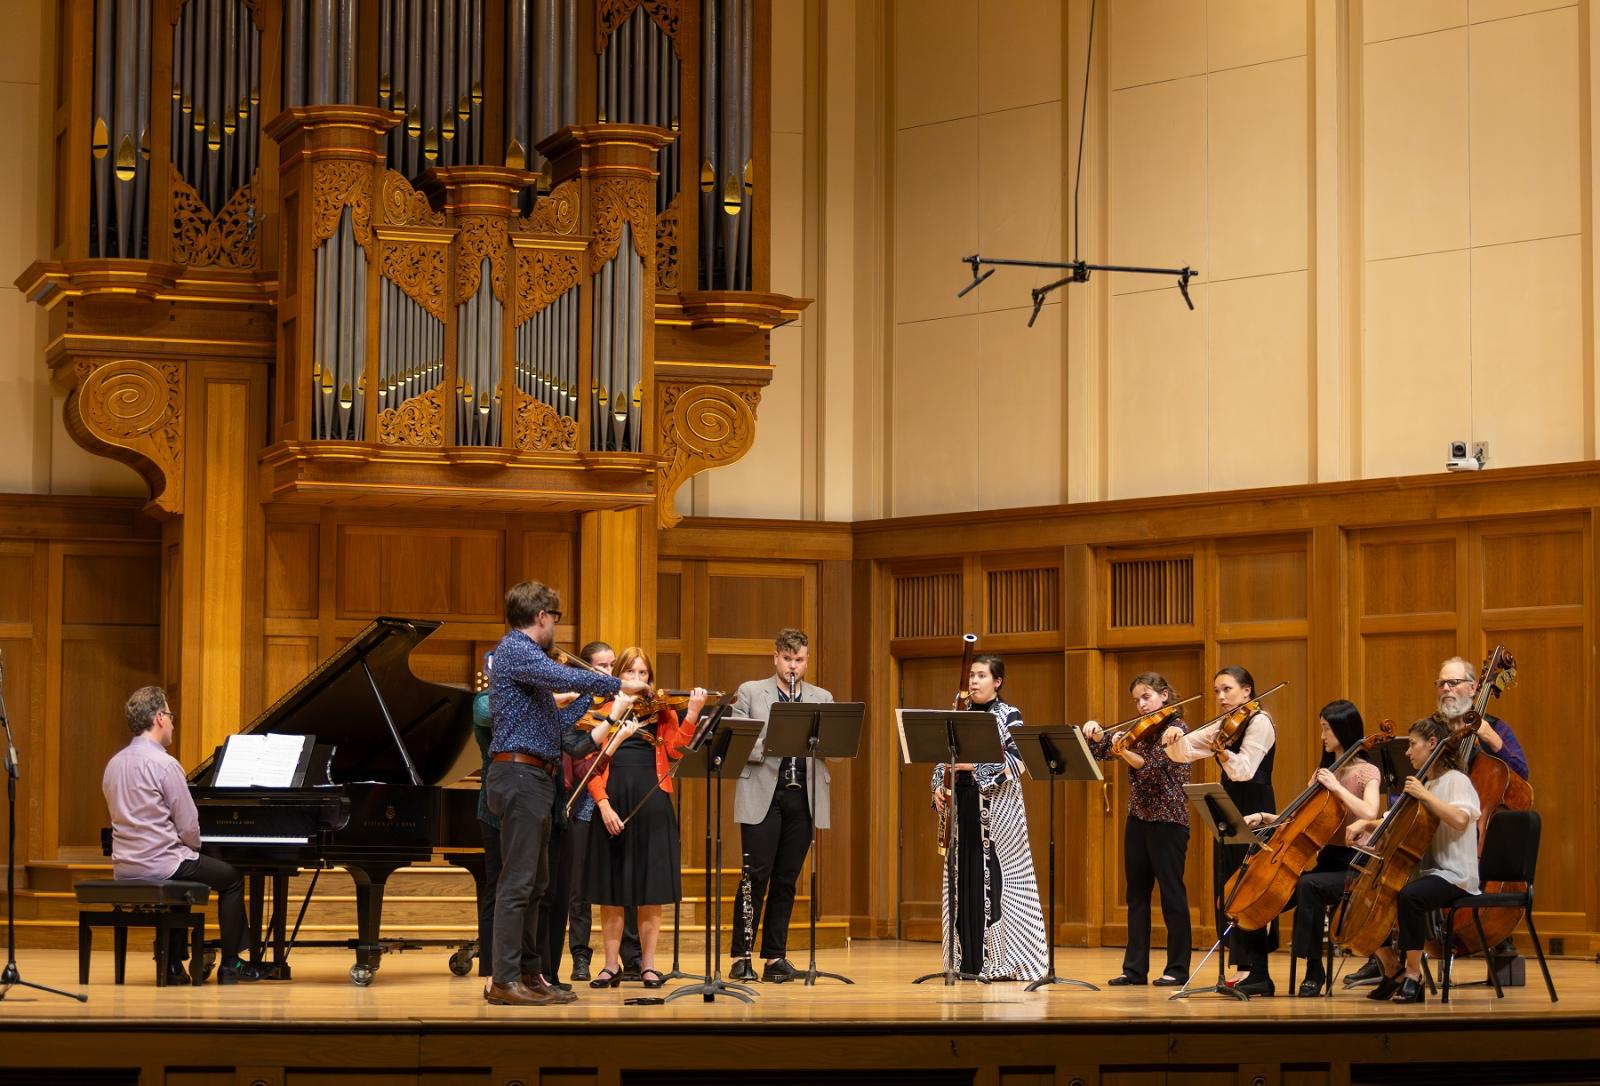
top-left (1345, 956), bottom-right (1382, 987)
top-left (1152, 975), bottom-right (1185, 987)
top-left (1297, 975), bottom-right (1327, 998)
top-left (640, 968), bottom-right (666, 989)
top-left (1234, 977), bottom-right (1276, 997)
top-left (1391, 975), bottom-right (1425, 1004)
top-left (216, 959), bottom-right (264, 984)
top-left (619, 963), bottom-right (643, 982)
top-left (1367, 970), bottom-right (1404, 1000)
top-left (761, 957), bottom-right (798, 983)
top-left (729, 958), bottom-right (756, 982)
top-left (164, 960), bottom-right (191, 985)
top-left (1106, 974), bottom-right (1146, 986)
top-left (590, 966), bottom-right (622, 989)
top-left (570, 958), bottom-right (591, 982)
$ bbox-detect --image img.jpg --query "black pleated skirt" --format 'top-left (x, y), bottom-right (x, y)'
top-left (582, 739), bottom-right (681, 906)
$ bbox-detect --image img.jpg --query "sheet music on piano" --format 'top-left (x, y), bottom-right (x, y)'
top-left (212, 733), bottom-right (316, 788)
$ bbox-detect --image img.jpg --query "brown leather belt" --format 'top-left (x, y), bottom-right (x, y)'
top-left (491, 751), bottom-right (558, 776)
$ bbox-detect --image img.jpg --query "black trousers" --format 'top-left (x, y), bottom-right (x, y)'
top-left (474, 818), bottom-right (503, 977)
top-left (1215, 840), bottom-right (1275, 979)
top-left (567, 816), bottom-right (641, 967)
top-left (171, 853), bottom-right (247, 962)
top-left (531, 809), bottom-right (571, 982)
top-left (1291, 870), bottom-right (1349, 974)
top-left (484, 760), bottom-right (555, 985)
top-left (1123, 818), bottom-right (1191, 982)
top-left (730, 785), bottom-right (812, 960)
top-left (1397, 875), bottom-right (1460, 953)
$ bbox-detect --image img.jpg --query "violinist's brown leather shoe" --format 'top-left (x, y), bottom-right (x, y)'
top-left (522, 973), bottom-right (578, 1004)
top-left (485, 979), bottom-right (562, 1006)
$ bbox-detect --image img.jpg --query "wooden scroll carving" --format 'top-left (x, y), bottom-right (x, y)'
top-left (591, 177), bottom-right (655, 270)
top-left (383, 241), bottom-right (450, 322)
top-left (656, 382), bottom-right (760, 527)
top-left (455, 216), bottom-right (511, 304)
top-left (170, 167), bottom-right (259, 269)
top-left (515, 249), bottom-right (582, 325)
top-left (519, 180), bottom-right (581, 236)
top-left (379, 171), bottom-right (445, 228)
top-left (656, 202), bottom-right (680, 293)
top-left (512, 388), bottom-right (580, 453)
top-left (377, 385), bottom-right (445, 447)
top-left (312, 160), bottom-right (375, 250)
top-left (66, 359), bottom-right (185, 515)
top-left (597, 0), bottom-right (681, 48)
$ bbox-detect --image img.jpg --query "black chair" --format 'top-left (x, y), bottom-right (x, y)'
top-left (76, 879), bottom-right (210, 987)
top-left (1439, 809), bottom-right (1557, 1003)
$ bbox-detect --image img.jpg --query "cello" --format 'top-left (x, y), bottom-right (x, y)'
top-left (1432, 646), bottom-right (1531, 956)
top-left (1332, 719), bottom-right (1469, 957)
top-left (1222, 719), bottom-right (1394, 932)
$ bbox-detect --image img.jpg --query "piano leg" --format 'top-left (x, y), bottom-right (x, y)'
top-left (346, 862), bottom-right (407, 986)
top-left (268, 871), bottom-right (293, 980)
top-left (246, 872), bottom-right (266, 965)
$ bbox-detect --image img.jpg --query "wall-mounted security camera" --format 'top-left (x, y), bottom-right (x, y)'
top-left (1446, 440), bottom-right (1487, 472)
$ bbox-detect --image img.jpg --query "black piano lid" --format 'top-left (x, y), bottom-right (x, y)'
top-left (189, 617), bottom-right (476, 788)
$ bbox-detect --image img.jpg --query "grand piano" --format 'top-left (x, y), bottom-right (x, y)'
top-left (187, 617), bottom-right (482, 985)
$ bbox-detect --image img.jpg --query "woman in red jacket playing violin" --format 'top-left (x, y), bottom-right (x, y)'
top-left (580, 646), bottom-right (705, 988)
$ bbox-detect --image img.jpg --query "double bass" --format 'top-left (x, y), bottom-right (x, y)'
top-left (1222, 719), bottom-right (1394, 932)
top-left (1432, 646), bottom-right (1531, 956)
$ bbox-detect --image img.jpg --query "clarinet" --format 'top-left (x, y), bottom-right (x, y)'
top-left (737, 852), bottom-right (756, 954)
top-left (779, 672), bottom-right (804, 789)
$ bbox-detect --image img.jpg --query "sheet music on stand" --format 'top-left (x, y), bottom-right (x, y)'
top-left (212, 733), bottom-right (316, 788)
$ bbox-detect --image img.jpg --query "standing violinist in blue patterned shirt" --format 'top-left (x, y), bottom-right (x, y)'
top-left (483, 580), bottom-right (649, 1007)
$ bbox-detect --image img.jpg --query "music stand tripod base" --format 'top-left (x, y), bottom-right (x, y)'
top-left (1012, 723), bottom-right (1103, 994)
top-left (1168, 923), bottom-right (1249, 1002)
top-left (764, 703), bottom-right (867, 988)
top-left (664, 717), bottom-right (762, 1004)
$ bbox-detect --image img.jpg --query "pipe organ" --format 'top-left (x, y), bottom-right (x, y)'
top-left (28, 0), bottom-right (804, 526)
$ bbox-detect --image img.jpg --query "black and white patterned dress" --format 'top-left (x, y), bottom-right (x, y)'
top-left (930, 698), bottom-right (1049, 981)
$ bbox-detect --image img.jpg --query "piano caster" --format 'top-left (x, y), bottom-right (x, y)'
top-left (349, 964), bottom-right (376, 987)
top-left (448, 948), bottom-right (475, 977)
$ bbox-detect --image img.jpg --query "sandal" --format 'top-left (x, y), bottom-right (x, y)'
top-left (641, 968), bottom-right (665, 989)
top-left (590, 966), bottom-right (622, 989)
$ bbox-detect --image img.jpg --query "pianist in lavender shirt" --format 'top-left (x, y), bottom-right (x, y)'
top-left (101, 686), bottom-right (262, 984)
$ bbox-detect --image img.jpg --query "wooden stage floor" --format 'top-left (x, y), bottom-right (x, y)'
top-left (3, 942), bottom-right (1599, 1083)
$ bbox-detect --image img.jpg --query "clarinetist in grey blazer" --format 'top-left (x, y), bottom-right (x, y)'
top-left (727, 627), bottom-right (832, 983)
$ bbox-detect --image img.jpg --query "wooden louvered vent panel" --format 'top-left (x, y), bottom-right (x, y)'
top-left (1110, 557), bottom-right (1194, 628)
top-left (894, 571), bottom-right (962, 639)
top-left (986, 567), bottom-right (1060, 634)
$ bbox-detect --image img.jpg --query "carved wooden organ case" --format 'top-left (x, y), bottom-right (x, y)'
top-left (18, 0), bottom-right (807, 525)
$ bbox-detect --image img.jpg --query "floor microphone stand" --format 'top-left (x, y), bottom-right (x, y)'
top-left (0, 658), bottom-right (87, 1003)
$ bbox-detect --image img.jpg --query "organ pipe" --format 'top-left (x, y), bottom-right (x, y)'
top-left (91, 0), bottom-right (152, 257)
top-left (170, 0), bottom-right (260, 217)
top-left (699, 0), bottom-right (752, 289)
top-left (381, 0), bottom-right (487, 175)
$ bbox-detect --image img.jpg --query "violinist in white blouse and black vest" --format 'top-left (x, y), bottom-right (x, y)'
top-left (728, 627), bottom-right (833, 983)
top-left (1164, 665), bottom-right (1279, 996)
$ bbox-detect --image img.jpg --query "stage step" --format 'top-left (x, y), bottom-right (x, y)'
top-left (3, 859), bottom-right (847, 950)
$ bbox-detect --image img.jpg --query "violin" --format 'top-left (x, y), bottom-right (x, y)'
top-left (1222, 719), bottom-right (1394, 932)
top-left (1199, 681), bottom-right (1288, 763)
top-left (1104, 693), bottom-right (1204, 758)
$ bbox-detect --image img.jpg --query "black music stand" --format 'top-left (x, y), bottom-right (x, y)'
top-left (764, 702), bottom-right (866, 986)
top-left (666, 718), bottom-right (760, 1004)
top-left (899, 709), bottom-right (1005, 985)
top-left (1170, 782), bottom-right (1259, 1002)
top-left (1011, 724), bottom-right (1102, 992)
top-left (0, 656), bottom-right (86, 1003)
top-left (1373, 738), bottom-right (1413, 795)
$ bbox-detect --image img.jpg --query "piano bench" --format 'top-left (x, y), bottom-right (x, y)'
top-left (75, 879), bottom-right (210, 988)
